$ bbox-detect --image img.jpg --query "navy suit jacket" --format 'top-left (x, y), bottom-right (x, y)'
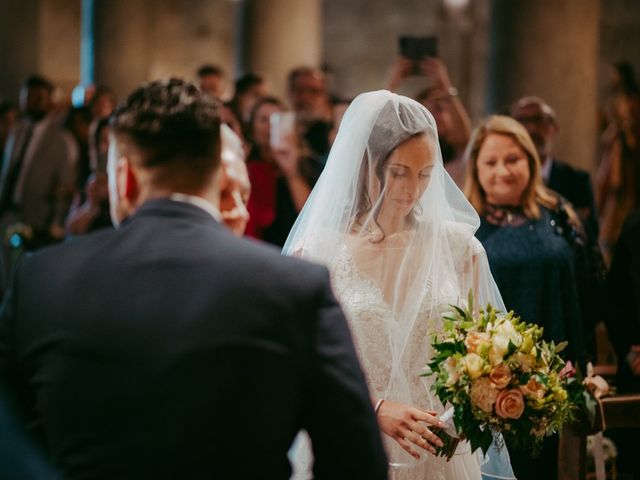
top-left (0, 198), bottom-right (387, 480)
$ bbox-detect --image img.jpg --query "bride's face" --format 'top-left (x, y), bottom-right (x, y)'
top-left (381, 134), bottom-right (434, 218)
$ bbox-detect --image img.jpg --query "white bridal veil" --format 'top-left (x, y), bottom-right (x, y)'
top-left (284, 91), bottom-right (512, 479)
top-left (284, 88), bottom-right (505, 335)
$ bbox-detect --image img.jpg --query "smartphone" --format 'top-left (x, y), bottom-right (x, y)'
top-left (270, 111), bottom-right (296, 150)
top-left (399, 35), bottom-right (438, 60)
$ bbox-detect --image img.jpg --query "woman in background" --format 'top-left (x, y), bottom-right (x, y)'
top-left (465, 115), bottom-right (592, 480)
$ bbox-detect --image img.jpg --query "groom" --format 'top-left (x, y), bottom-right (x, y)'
top-left (0, 79), bottom-right (387, 479)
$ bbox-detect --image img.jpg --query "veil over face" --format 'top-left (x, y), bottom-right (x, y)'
top-left (284, 90), bottom-right (503, 316)
top-left (284, 90), bottom-right (509, 476)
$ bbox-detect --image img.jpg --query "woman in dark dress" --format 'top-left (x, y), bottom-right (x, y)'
top-left (464, 115), bottom-right (589, 480)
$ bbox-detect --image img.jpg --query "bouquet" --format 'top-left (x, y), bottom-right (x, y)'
top-left (423, 292), bottom-right (594, 459)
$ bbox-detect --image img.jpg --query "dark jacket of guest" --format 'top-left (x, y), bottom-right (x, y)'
top-left (546, 159), bottom-right (598, 237)
top-left (0, 198), bottom-right (387, 480)
top-left (605, 210), bottom-right (640, 393)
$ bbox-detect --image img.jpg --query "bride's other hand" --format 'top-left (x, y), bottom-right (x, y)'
top-left (376, 399), bottom-right (445, 458)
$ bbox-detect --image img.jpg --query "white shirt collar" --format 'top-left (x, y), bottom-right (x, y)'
top-left (169, 193), bottom-right (222, 222)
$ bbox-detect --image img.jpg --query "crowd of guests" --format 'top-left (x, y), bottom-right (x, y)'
top-left (0, 56), bottom-right (639, 479)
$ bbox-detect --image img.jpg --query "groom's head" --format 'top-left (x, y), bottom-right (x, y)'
top-left (108, 78), bottom-right (221, 225)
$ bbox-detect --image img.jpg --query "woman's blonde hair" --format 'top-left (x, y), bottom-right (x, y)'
top-left (464, 115), bottom-right (558, 219)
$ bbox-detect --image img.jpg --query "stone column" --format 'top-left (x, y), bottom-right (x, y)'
top-left (239, 0), bottom-right (322, 99)
top-left (487, 0), bottom-right (601, 173)
top-left (93, 0), bottom-right (151, 99)
top-left (0, 1), bottom-right (41, 102)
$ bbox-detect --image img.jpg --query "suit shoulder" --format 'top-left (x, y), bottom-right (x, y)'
top-left (554, 160), bottom-right (590, 181)
top-left (220, 234), bottom-right (331, 287)
top-left (20, 228), bottom-right (116, 268)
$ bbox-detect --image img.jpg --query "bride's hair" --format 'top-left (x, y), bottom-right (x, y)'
top-left (351, 101), bottom-right (432, 241)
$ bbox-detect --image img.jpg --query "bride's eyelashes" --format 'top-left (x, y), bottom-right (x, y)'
top-left (388, 165), bottom-right (408, 178)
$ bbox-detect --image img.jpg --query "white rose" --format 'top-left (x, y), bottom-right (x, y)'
top-left (464, 353), bottom-right (485, 379)
top-left (496, 321), bottom-right (523, 348)
top-left (492, 334), bottom-right (510, 357)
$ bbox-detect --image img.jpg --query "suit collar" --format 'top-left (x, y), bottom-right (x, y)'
top-left (122, 197), bottom-right (224, 229)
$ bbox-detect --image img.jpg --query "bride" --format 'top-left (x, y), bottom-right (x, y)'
top-left (284, 90), bottom-right (513, 479)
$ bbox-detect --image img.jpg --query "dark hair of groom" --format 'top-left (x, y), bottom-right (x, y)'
top-left (110, 78), bottom-right (221, 193)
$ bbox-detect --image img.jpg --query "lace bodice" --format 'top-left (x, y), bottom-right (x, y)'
top-left (325, 223), bottom-right (484, 479)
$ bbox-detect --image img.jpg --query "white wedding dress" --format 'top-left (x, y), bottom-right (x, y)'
top-left (290, 225), bottom-right (484, 480)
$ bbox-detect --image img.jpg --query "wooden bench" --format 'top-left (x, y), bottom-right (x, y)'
top-left (559, 393), bottom-right (640, 480)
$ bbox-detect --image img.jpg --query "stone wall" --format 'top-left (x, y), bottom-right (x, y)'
top-left (0, 0), bottom-right (638, 155)
top-left (94, 0), bottom-right (236, 100)
top-left (0, 0), bottom-right (80, 103)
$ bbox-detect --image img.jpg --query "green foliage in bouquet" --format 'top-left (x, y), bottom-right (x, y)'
top-left (422, 291), bottom-right (587, 456)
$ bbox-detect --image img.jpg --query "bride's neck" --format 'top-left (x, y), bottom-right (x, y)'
top-left (376, 207), bottom-right (408, 236)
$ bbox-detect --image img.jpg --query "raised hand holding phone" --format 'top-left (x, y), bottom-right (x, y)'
top-left (270, 111), bottom-right (300, 179)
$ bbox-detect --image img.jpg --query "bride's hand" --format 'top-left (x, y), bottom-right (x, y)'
top-left (376, 399), bottom-right (445, 459)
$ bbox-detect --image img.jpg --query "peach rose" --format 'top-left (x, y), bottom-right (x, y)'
top-left (489, 364), bottom-right (513, 389)
top-left (519, 377), bottom-right (546, 400)
top-left (470, 377), bottom-right (499, 413)
top-left (465, 331), bottom-right (491, 354)
top-left (495, 389), bottom-right (525, 419)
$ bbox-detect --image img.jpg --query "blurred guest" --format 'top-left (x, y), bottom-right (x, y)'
top-left (606, 210), bottom-right (640, 391)
top-left (63, 106), bottom-right (93, 191)
top-left (386, 56), bottom-right (471, 187)
top-left (227, 72), bottom-right (267, 129)
top-left (89, 86), bottom-right (116, 120)
top-left (510, 96), bottom-right (599, 236)
top-left (196, 63), bottom-right (227, 100)
top-left (604, 210), bottom-right (640, 480)
top-left (601, 62), bottom-right (640, 135)
top-left (287, 66), bottom-right (333, 156)
top-left (219, 124), bottom-right (250, 236)
top-left (597, 63), bottom-right (640, 262)
top-left (466, 115), bottom-right (591, 480)
top-left (196, 65), bottom-right (244, 139)
top-left (244, 96), bottom-right (321, 246)
top-left (65, 118), bottom-right (112, 235)
top-left (288, 66), bottom-right (330, 122)
top-left (0, 102), bottom-right (18, 153)
top-left (0, 74), bottom-right (77, 248)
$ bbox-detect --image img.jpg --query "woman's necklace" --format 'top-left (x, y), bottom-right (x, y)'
top-left (484, 203), bottom-right (528, 227)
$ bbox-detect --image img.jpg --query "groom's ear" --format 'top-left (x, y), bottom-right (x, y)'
top-left (123, 163), bottom-right (139, 203)
top-left (115, 157), bottom-right (139, 208)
